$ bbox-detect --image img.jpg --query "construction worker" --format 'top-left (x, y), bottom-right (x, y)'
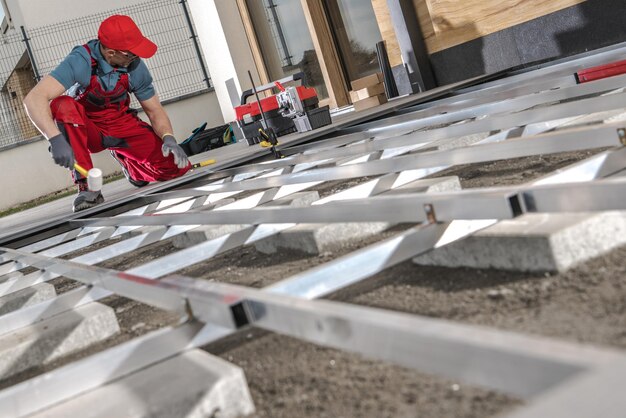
top-left (23, 14), bottom-right (191, 212)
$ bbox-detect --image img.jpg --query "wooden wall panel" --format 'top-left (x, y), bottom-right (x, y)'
top-left (235, 0), bottom-right (270, 86)
top-left (300, 0), bottom-right (351, 108)
top-left (371, 0), bottom-right (403, 67)
top-left (413, 0), bottom-right (588, 53)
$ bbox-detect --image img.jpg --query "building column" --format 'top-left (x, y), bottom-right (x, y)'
top-left (187, 0), bottom-right (261, 122)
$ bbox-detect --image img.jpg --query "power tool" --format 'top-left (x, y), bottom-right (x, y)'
top-left (233, 72), bottom-right (331, 147)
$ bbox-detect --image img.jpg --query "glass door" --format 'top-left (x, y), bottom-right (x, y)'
top-left (323, 0), bottom-right (383, 87)
top-left (245, 0), bottom-right (328, 98)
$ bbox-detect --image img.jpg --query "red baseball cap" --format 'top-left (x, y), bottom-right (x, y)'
top-left (98, 15), bottom-right (157, 58)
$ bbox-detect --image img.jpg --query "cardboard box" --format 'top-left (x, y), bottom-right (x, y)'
top-left (353, 93), bottom-right (388, 112)
top-left (350, 72), bottom-right (384, 91)
top-left (350, 83), bottom-right (386, 102)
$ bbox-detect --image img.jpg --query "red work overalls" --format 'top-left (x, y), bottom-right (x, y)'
top-left (50, 45), bottom-right (190, 183)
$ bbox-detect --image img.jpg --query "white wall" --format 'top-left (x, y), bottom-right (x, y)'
top-left (187, 0), bottom-right (259, 122)
top-left (0, 91), bottom-right (222, 211)
top-left (3, 0), bottom-right (22, 28)
top-left (0, 137), bottom-right (119, 211)
top-left (7, 0), bottom-right (148, 28)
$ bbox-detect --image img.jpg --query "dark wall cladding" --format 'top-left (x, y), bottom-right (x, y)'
top-left (429, 0), bottom-right (626, 86)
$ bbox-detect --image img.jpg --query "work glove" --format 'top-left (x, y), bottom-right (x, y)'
top-left (48, 133), bottom-right (75, 169)
top-left (161, 135), bottom-right (190, 169)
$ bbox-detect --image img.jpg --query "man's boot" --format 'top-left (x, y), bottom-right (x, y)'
top-left (73, 179), bottom-right (104, 212)
top-left (110, 150), bottom-right (149, 188)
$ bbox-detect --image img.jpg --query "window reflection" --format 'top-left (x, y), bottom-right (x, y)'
top-left (245, 0), bottom-right (328, 99)
top-left (325, 0), bottom-right (383, 83)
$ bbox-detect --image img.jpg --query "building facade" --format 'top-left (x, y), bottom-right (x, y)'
top-left (195, 0), bottom-right (626, 117)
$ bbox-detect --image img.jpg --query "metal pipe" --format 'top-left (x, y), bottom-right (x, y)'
top-left (19, 26), bottom-right (41, 82)
top-left (376, 41), bottom-right (399, 98)
top-left (266, 0), bottom-right (293, 67)
top-left (179, 0), bottom-right (211, 90)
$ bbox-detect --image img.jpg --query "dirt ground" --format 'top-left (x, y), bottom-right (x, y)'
top-left (3, 148), bottom-right (623, 417)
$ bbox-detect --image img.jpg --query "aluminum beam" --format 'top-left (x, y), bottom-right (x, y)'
top-left (179, 124), bottom-right (625, 196)
top-left (74, 178), bottom-right (626, 229)
top-left (167, 277), bottom-right (625, 399)
top-left (1, 45), bottom-right (625, 418)
top-left (346, 73), bottom-right (626, 135)
top-left (199, 92), bottom-right (626, 183)
top-left (0, 185), bottom-right (318, 298)
top-left (504, 359), bottom-right (626, 418)
top-left (0, 247), bottom-right (242, 329)
top-left (0, 173), bottom-right (444, 334)
top-left (2, 214), bottom-right (620, 416)
top-left (450, 43), bottom-right (626, 98)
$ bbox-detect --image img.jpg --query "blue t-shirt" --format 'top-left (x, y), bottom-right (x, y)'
top-left (50, 39), bottom-right (156, 102)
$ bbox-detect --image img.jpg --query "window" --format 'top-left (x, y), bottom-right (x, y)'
top-left (324, 0), bottom-right (383, 84)
top-left (245, 0), bottom-right (328, 98)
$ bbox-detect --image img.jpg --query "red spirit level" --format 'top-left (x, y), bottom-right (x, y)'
top-left (575, 59), bottom-right (626, 83)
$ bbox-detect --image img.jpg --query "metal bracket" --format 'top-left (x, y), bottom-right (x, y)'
top-left (231, 301), bottom-right (251, 328)
top-left (183, 298), bottom-right (195, 322)
top-left (423, 203), bottom-right (438, 224)
top-left (618, 128), bottom-right (626, 146)
top-left (508, 194), bottom-right (526, 217)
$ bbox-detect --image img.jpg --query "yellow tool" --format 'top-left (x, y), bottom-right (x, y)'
top-left (258, 128), bottom-right (284, 158)
top-left (191, 159), bottom-right (216, 169)
top-left (73, 163), bottom-right (89, 177)
top-left (258, 128), bottom-right (280, 148)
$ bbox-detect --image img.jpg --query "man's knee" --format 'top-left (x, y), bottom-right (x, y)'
top-left (154, 163), bottom-right (191, 181)
top-left (50, 96), bottom-right (86, 125)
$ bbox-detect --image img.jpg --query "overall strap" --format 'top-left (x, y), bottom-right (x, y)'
top-left (78, 43), bottom-right (131, 110)
top-left (82, 44), bottom-right (98, 75)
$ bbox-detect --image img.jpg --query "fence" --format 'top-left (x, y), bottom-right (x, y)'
top-left (0, 0), bottom-right (211, 150)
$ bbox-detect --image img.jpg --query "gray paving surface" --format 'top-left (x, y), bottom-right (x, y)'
top-left (0, 302), bottom-right (119, 380)
top-left (0, 283), bottom-right (56, 315)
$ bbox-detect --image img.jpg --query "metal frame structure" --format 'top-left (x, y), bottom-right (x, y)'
top-left (1, 45), bottom-right (626, 417)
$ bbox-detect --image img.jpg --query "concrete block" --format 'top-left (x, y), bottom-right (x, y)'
top-left (412, 211), bottom-right (626, 272)
top-left (0, 302), bottom-right (119, 379)
top-left (30, 349), bottom-right (255, 418)
top-left (0, 271), bottom-right (23, 282)
top-left (436, 132), bottom-right (491, 151)
top-left (173, 191), bottom-right (319, 249)
top-left (390, 176), bottom-right (462, 194)
top-left (256, 178), bottom-right (461, 255)
top-left (172, 224), bottom-right (250, 250)
top-left (256, 221), bottom-right (391, 255)
top-left (0, 283), bottom-right (56, 315)
top-left (124, 199), bottom-right (238, 239)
